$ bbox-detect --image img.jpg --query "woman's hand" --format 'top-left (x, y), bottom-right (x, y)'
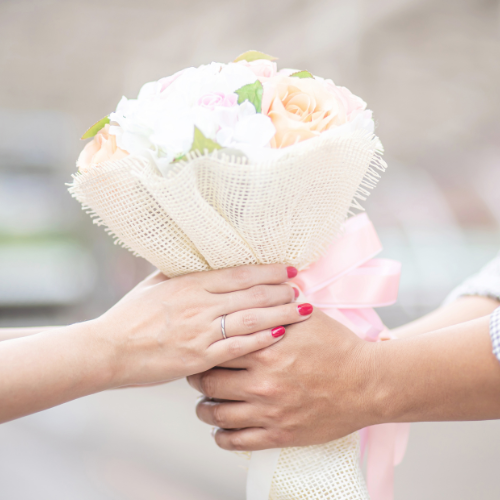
top-left (91, 264), bottom-right (312, 387)
top-left (0, 264), bottom-right (313, 424)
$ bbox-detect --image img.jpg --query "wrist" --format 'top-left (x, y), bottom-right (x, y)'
top-left (72, 318), bottom-right (118, 392)
top-left (356, 340), bottom-right (402, 426)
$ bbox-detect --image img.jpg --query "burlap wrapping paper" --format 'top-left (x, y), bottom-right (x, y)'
top-left (69, 129), bottom-right (385, 499)
top-left (270, 434), bottom-right (369, 499)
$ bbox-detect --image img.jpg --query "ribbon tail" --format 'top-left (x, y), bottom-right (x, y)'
top-left (366, 423), bottom-right (398, 500)
top-left (247, 448), bottom-right (281, 500)
top-left (394, 423), bottom-right (411, 466)
top-left (366, 422), bottom-right (410, 500)
top-left (359, 427), bottom-right (369, 462)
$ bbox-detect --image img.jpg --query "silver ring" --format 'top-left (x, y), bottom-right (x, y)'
top-left (221, 314), bottom-right (228, 340)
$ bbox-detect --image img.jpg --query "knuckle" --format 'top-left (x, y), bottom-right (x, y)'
top-left (212, 405), bottom-right (227, 428)
top-left (230, 267), bottom-right (253, 288)
top-left (227, 338), bottom-right (243, 357)
top-left (199, 373), bottom-right (217, 398)
top-left (253, 381), bottom-right (279, 399)
top-left (267, 406), bottom-right (285, 423)
top-left (254, 346), bottom-right (278, 364)
top-left (181, 306), bottom-right (204, 321)
top-left (241, 312), bottom-right (258, 330)
top-left (229, 435), bottom-right (246, 451)
top-left (171, 276), bottom-right (199, 294)
top-left (251, 286), bottom-right (270, 306)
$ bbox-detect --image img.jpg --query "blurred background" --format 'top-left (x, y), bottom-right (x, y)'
top-left (0, 0), bottom-right (499, 498)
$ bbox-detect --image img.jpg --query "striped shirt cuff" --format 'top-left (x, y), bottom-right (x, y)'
top-left (489, 307), bottom-right (500, 363)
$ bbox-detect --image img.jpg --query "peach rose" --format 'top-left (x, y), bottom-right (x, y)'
top-left (77, 124), bottom-right (128, 172)
top-left (235, 59), bottom-right (277, 81)
top-left (262, 75), bottom-right (364, 148)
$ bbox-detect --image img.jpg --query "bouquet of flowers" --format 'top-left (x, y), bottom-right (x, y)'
top-left (70, 51), bottom-right (393, 500)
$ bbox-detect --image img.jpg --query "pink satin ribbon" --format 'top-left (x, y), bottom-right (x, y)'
top-left (291, 213), bottom-right (409, 500)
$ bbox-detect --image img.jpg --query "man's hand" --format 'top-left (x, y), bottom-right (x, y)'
top-left (187, 310), bottom-right (378, 451)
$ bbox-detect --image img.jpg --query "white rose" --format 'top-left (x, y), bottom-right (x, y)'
top-left (217, 100), bottom-right (275, 149)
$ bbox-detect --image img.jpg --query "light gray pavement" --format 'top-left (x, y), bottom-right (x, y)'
top-left (1, 380), bottom-right (500, 499)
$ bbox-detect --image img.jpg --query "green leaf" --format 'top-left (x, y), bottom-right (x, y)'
top-left (189, 126), bottom-right (222, 156)
top-left (173, 154), bottom-right (187, 163)
top-left (235, 80), bottom-right (263, 114)
top-left (289, 70), bottom-right (314, 79)
top-left (233, 50), bottom-right (278, 63)
top-left (173, 127), bottom-right (222, 162)
top-left (80, 115), bottom-right (110, 140)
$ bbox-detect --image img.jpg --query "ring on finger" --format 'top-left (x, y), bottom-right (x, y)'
top-left (221, 314), bottom-right (228, 340)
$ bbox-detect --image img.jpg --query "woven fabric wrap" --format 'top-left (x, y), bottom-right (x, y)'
top-left (69, 130), bottom-right (384, 500)
top-left (270, 434), bottom-right (369, 500)
top-left (69, 130), bottom-right (384, 279)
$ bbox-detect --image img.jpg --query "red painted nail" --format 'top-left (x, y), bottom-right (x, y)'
top-left (271, 326), bottom-right (286, 338)
top-left (298, 303), bottom-right (313, 316)
top-left (287, 266), bottom-right (298, 278)
top-left (293, 287), bottom-right (299, 299)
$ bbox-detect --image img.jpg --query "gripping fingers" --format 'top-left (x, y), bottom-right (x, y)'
top-left (213, 428), bottom-right (278, 451)
top-left (207, 328), bottom-right (286, 366)
top-left (196, 400), bottom-right (259, 429)
top-left (217, 302), bottom-right (313, 341)
top-left (188, 369), bottom-right (248, 400)
top-left (200, 264), bottom-right (297, 293)
top-left (216, 283), bottom-right (297, 318)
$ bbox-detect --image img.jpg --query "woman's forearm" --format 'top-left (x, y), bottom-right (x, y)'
top-left (0, 321), bottom-right (112, 424)
top-left (392, 295), bottom-right (500, 339)
top-left (372, 315), bottom-right (500, 424)
top-left (0, 327), bottom-right (60, 342)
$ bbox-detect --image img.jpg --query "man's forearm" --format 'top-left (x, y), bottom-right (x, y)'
top-left (392, 295), bottom-right (500, 339)
top-left (0, 322), bottom-right (112, 423)
top-left (370, 315), bottom-right (500, 425)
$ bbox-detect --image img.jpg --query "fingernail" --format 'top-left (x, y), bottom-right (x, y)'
top-left (271, 326), bottom-right (286, 338)
top-left (287, 266), bottom-right (298, 278)
top-left (298, 303), bottom-right (313, 316)
top-left (211, 427), bottom-right (217, 438)
top-left (293, 287), bottom-right (299, 299)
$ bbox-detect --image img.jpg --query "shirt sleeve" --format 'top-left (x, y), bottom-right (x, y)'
top-left (489, 307), bottom-right (500, 363)
top-left (443, 253), bottom-right (500, 305)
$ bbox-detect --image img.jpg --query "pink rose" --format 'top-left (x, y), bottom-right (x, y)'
top-left (76, 124), bottom-right (128, 172)
top-left (262, 75), bottom-right (366, 148)
top-left (158, 69), bottom-right (186, 93)
top-left (323, 81), bottom-right (366, 121)
top-left (236, 59), bottom-right (277, 81)
top-left (197, 92), bottom-right (238, 110)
